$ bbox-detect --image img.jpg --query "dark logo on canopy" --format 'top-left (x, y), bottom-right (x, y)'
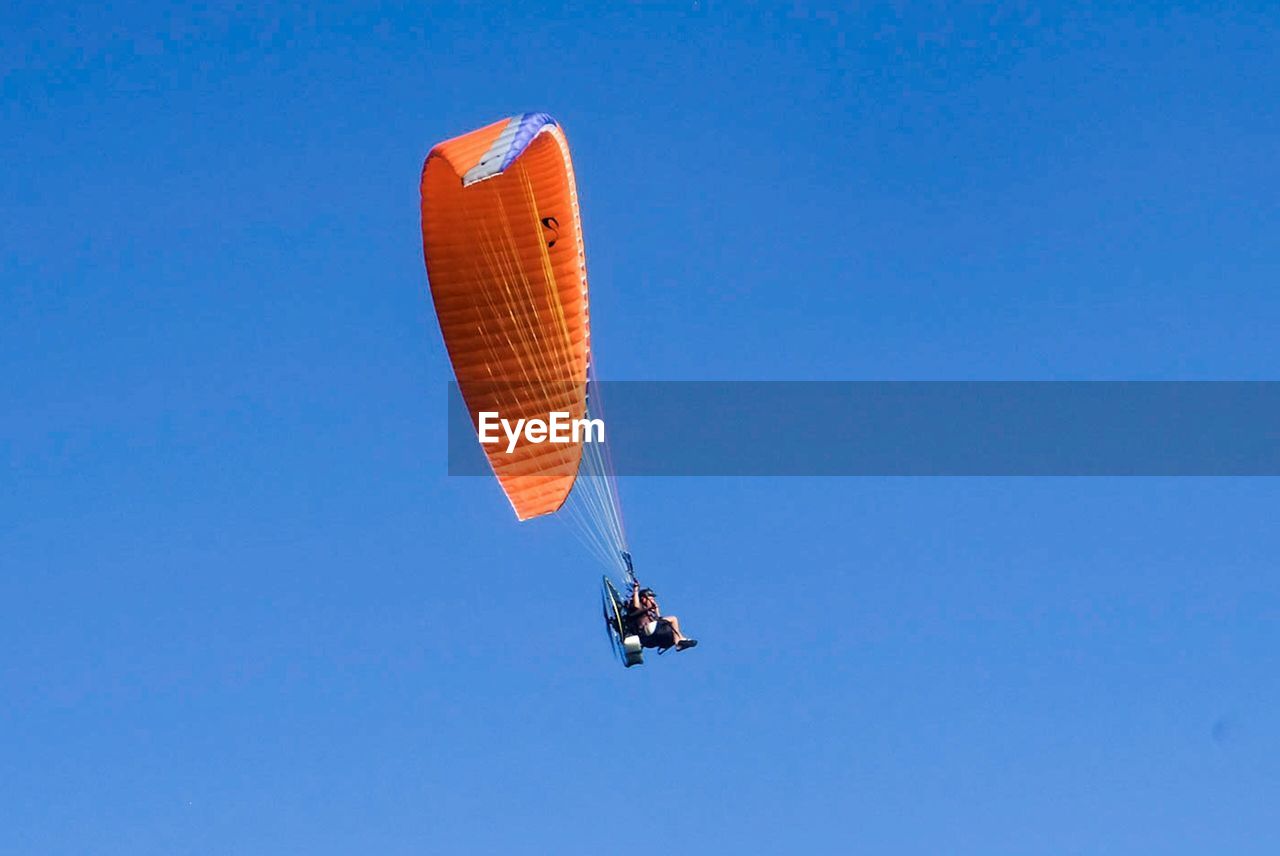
top-left (541, 216), bottom-right (560, 249)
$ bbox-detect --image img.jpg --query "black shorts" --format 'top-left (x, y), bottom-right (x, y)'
top-left (641, 620), bottom-right (676, 649)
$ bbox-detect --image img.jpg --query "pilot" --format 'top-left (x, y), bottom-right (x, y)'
top-left (628, 584), bottom-right (698, 651)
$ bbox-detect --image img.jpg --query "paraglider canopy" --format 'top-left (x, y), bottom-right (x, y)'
top-left (420, 113), bottom-right (590, 521)
top-left (421, 113), bottom-right (630, 586)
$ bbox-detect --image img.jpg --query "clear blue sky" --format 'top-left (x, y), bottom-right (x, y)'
top-left (3, 3), bottom-right (1279, 854)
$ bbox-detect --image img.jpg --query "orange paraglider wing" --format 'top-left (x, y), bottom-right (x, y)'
top-left (420, 113), bottom-right (590, 520)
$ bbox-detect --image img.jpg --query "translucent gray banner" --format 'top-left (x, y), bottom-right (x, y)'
top-left (446, 382), bottom-right (1280, 476)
